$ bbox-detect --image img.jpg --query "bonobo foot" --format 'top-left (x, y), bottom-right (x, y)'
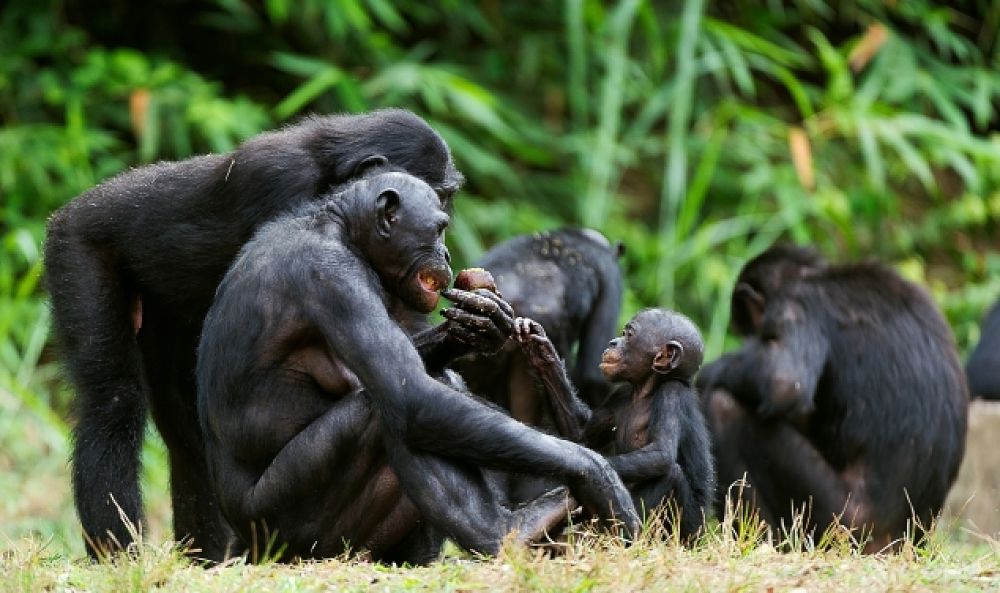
top-left (509, 486), bottom-right (576, 545)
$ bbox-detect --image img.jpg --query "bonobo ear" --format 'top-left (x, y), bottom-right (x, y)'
top-left (732, 282), bottom-right (765, 335)
top-left (354, 155), bottom-right (389, 177)
top-left (375, 188), bottom-right (401, 238)
top-left (652, 340), bottom-right (683, 375)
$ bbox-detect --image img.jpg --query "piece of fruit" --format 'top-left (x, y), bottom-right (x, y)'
top-left (454, 267), bottom-right (498, 293)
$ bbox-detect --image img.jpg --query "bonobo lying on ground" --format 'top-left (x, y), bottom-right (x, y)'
top-left (513, 309), bottom-right (715, 541)
top-left (43, 109), bottom-right (478, 559)
top-left (197, 168), bottom-right (639, 562)
top-left (697, 245), bottom-right (968, 552)
top-left (453, 229), bottom-right (624, 425)
top-left (966, 298), bottom-right (1000, 400)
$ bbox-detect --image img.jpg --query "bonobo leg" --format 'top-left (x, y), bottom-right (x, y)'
top-left (138, 311), bottom-right (237, 561)
top-left (386, 384), bottom-right (639, 535)
top-left (705, 389), bottom-right (862, 541)
top-left (43, 228), bottom-right (146, 557)
top-left (386, 439), bottom-right (573, 555)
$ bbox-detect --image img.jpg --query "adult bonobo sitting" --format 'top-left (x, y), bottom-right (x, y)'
top-left (42, 109), bottom-right (498, 560)
top-left (197, 168), bottom-right (638, 561)
top-left (697, 245), bottom-right (968, 552)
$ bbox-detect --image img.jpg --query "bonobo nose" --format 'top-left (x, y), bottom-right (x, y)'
top-left (443, 247), bottom-right (452, 265)
top-left (608, 337), bottom-right (621, 349)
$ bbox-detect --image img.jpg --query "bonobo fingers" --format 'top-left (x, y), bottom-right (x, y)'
top-left (442, 288), bottom-right (515, 334)
top-left (513, 318), bottom-right (560, 367)
top-left (441, 307), bottom-right (507, 353)
top-left (445, 324), bottom-right (491, 350)
top-left (513, 317), bottom-right (546, 342)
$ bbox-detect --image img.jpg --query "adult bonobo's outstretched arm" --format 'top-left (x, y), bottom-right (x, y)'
top-left (43, 109), bottom-right (466, 560)
top-left (314, 274), bottom-right (638, 533)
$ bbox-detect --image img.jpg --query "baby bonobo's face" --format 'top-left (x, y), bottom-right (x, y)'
top-left (600, 309), bottom-right (704, 385)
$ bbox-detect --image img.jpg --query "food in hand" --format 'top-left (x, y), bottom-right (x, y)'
top-left (455, 267), bottom-right (498, 294)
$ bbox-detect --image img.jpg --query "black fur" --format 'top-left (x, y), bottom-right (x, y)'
top-left (514, 309), bottom-right (714, 541)
top-left (699, 245), bottom-right (968, 551)
top-left (966, 299), bottom-right (1000, 400)
top-left (43, 109), bottom-right (463, 560)
top-left (196, 171), bottom-right (638, 561)
top-left (456, 228), bottom-right (623, 425)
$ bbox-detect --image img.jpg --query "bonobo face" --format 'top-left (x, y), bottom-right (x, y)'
top-left (731, 245), bottom-right (825, 336)
top-left (365, 172), bottom-right (452, 313)
top-left (600, 309), bottom-right (704, 385)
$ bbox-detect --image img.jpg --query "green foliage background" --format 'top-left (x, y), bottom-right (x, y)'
top-left (0, 0), bottom-right (997, 554)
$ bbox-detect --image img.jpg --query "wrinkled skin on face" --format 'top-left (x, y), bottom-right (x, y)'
top-left (356, 172), bottom-right (453, 314)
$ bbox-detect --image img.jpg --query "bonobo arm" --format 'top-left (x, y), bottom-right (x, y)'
top-left (310, 250), bottom-right (638, 531)
top-left (412, 288), bottom-right (515, 374)
top-left (573, 268), bottom-right (623, 407)
top-left (513, 318), bottom-right (592, 442)
top-left (608, 391), bottom-right (681, 483)
top-left (698, 299), bottom-right (827, 421)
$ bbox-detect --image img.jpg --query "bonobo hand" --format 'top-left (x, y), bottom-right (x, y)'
top-left (440, 288), bottom-right (515, 355)
top-left (571, 448), bottom-right (641, 538)
top-left (513, 317), bottom-right (561, 368)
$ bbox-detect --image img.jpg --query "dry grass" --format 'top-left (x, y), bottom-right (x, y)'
top-left (3, 498), bottom-right (1000, 593)
top-left (2, 406), bottom-right (999, 592)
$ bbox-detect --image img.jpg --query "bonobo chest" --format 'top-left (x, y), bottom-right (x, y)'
top-left (615, 396), bottom-right (654, 452)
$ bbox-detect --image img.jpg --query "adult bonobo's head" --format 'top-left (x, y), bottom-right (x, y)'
top-left (333, 168), bottom-right (452, 313)
top-left (322, 109), bottom-right (465, 207)
top-left (600, 308), bottom-right (704, 387)
top-left (730, 244), bottom-right (826, 336)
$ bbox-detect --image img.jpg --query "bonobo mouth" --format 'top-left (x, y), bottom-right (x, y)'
top-left (412, 266), bottom-right (452, 312)
top-left (417, 268), bottom-right (449, 295)
top-left (600, 349), bottom-right (621, 365)
top-left (599, 349), bottom-right (621, 374)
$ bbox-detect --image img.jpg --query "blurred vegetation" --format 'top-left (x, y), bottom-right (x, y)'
top-left (0, 0), bottom-right (998, 553)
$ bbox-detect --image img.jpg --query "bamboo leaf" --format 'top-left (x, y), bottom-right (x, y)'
top-left (856, 117), bottom-right (885, 190)
top-left (875, 121), bottom-right (934, 192)
top-left (273, 68), bottom-right (343, 120)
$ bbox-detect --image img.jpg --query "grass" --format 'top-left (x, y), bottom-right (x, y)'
top-left (3, 513), bottom-right (999, 593)
top-left (2, 430), bottom-right (1000, 593)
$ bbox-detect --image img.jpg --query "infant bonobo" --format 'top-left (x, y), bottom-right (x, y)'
top-left (515, 308), bottom-right (715, 540)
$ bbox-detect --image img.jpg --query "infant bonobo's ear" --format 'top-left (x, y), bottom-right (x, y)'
top-left (375, 188), bottom-right (400, 238)
top-left (652, 340), bottom-right (684, 375)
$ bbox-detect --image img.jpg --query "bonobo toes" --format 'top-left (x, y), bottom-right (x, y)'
top-left (574, 454), bottom-right (640, 538)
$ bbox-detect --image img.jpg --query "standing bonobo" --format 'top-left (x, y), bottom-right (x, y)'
top-left (454, 229), bottom-right (625, 424)
top-left (43, 109), bottom-right (474, 559)
top-left (197, 169), bottom-right (638, 561)
top-left (514, 309), bottom-right (715, 541)
top-left (698, 245), bottom-right (968, 552)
